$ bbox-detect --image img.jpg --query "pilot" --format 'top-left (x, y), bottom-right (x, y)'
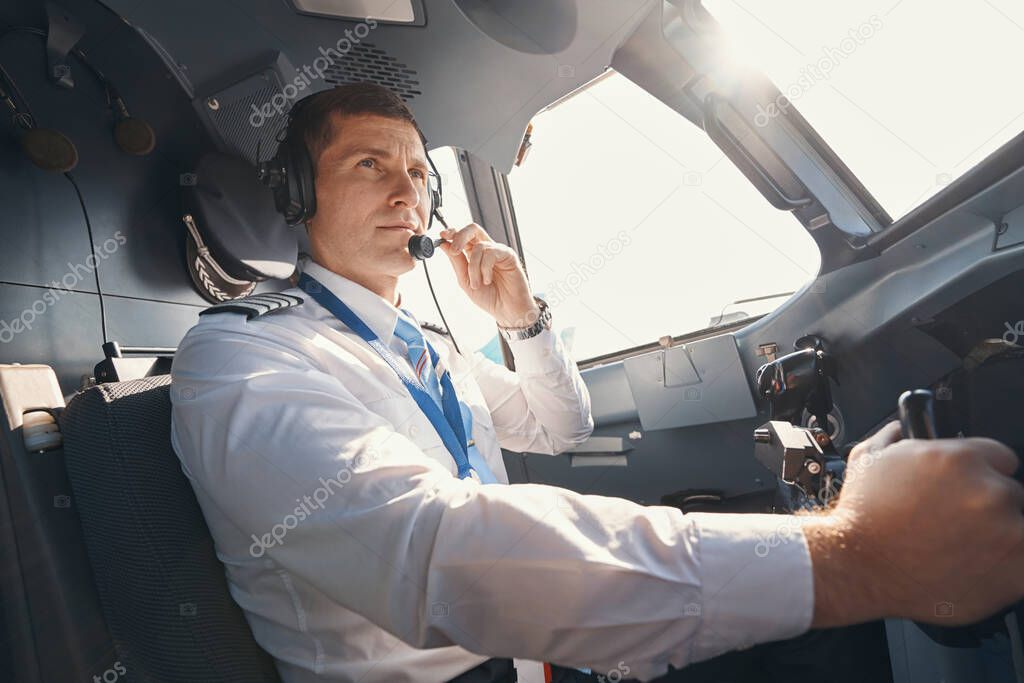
top-left (170, 83), bottom-right (1024, 683)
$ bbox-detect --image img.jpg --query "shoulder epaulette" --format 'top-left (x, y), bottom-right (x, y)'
top-left (199, 292), bottom-right (304, 320)
top-left (421, 321), bottom-right (450, 337)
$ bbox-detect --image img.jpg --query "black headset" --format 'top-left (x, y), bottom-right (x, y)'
top-left (0, 67), bottom-right (79, 173)
top-left (0, 25), bottom-right (156, 171)
top-left (259, 88), bottom-right (459, 352)
top-left (257, 89), bottom-right (443, 228)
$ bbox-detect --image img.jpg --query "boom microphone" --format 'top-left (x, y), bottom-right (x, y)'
top-left (408, 234), bottom-right (445, 260)
top-left (408, 207), bottom-right (460, 354)
top-left (409, 207), bottom-right (453, 259)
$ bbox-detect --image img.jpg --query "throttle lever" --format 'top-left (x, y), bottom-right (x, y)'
top-left (899, 389), bottom-right (1022, 482)
top-left (897, 387), bottom-right (1014, 648)
top-left (898, 389), bottom-right (938, 439)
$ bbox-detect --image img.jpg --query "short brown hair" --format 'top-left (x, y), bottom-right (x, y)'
top-left (285, 82), bottom-right (422, 170)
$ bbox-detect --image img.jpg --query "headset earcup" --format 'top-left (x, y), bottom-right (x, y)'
top-left (291, 134), bottom-right (316, 223)
top-left (113, 116), bottom-right (156, 155)
top-left (428, 189), bottom-right (440, 231)
top-left (264, 145), bottom-right (291, 220)
top-left (427, 167), bottom-right (441, 231)
top-left (430, 163), bottom-right (442, 212)
top-left (272, 142), bottom-right (303, 226)
top-left (20, 126), bottom-right (79, 173)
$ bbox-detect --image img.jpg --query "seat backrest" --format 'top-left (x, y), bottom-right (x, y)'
top-left (61, 375), bottom-right (281, 683)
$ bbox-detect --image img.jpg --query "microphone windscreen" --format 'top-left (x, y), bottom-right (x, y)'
top-left (21, 127), bottom-right (79, 173)
top-left (114, 117), bottom-right (156, 155)
top-left (408, 234), bottom-right (435, 260)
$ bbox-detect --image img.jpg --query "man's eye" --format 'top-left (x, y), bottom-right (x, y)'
top-left (410, 169), bottom-right (425, 180)
top-left (357, 159), bottom-right (375, 168)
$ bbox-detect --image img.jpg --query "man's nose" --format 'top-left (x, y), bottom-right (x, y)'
top-left (388, 172), bottom-right (421, 210)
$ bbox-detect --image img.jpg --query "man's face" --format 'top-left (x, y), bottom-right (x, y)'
top-left (306, 113), bottom-right (431, 290)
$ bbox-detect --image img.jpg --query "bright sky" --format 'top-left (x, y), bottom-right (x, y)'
top-left (403, 0), bottom-right (1024, 363)
top-left (506, 72), bottom-right (820, 361)
top-left (703, 0), bottom-right (1024, 218)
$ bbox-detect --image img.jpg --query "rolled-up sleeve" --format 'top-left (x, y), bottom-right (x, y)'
top-left (171, 323), bottom-right (812, 682)
top-left (461, 328), bottom-right (593, 455)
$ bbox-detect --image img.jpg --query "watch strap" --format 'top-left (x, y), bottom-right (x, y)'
top-left (499, 296), bottom-right (551, 341)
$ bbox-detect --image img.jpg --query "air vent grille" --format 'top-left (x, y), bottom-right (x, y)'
top-left (322, 42), bottom-right (422, 100)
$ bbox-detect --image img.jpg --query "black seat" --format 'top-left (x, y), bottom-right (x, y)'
top-left (61, 375), bottom-right (281, 682)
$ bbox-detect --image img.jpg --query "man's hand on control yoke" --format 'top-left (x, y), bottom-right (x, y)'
top-left (806, 421), bottom-right (1024, 628)
top-left (439, 224), bottom-right (539, 328)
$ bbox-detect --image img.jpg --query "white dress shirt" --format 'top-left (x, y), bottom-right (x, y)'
top-left (170, 260), bottom-right (815, 683)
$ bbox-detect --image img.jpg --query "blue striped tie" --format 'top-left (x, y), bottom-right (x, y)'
top-left (394, 314), bottom-right (443, 406)
top-left (393, 313), bottom-right (499, 484)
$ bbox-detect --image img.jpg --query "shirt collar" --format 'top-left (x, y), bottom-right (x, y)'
top-left (301, 260), bottom-right (405, 344)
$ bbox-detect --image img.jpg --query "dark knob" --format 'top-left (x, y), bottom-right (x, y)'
top-left (898, 389), bottom-right (937, 440)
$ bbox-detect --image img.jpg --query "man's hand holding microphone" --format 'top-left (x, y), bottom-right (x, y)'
top-left (437, 224), bottom-right (539, 329)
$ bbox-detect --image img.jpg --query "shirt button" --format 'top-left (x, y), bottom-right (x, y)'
top-left (408, 425), bottom-right (419, 438)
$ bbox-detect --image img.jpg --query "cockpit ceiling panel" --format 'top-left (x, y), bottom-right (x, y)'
top-left (97, 0), bottom-right (657, 172)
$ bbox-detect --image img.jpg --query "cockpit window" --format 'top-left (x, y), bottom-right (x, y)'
top-left (704, 0), bottom-right (1024, 221)
top-left (507, 71), bottom-right (820, 363)
top-left (399, 146), bottom-right (506, 362)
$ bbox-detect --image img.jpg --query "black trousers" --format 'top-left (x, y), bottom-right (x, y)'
top-left (448, 657), bottom-right (517, 683)
top-left (450, 621), bottom-right (891, 683)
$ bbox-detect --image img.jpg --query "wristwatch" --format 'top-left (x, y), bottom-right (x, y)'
top-left (499, 296), bottom-right (551, 341)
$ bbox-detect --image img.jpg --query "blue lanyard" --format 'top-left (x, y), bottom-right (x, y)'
top-left (297, 273), bottom-right (477, 481)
